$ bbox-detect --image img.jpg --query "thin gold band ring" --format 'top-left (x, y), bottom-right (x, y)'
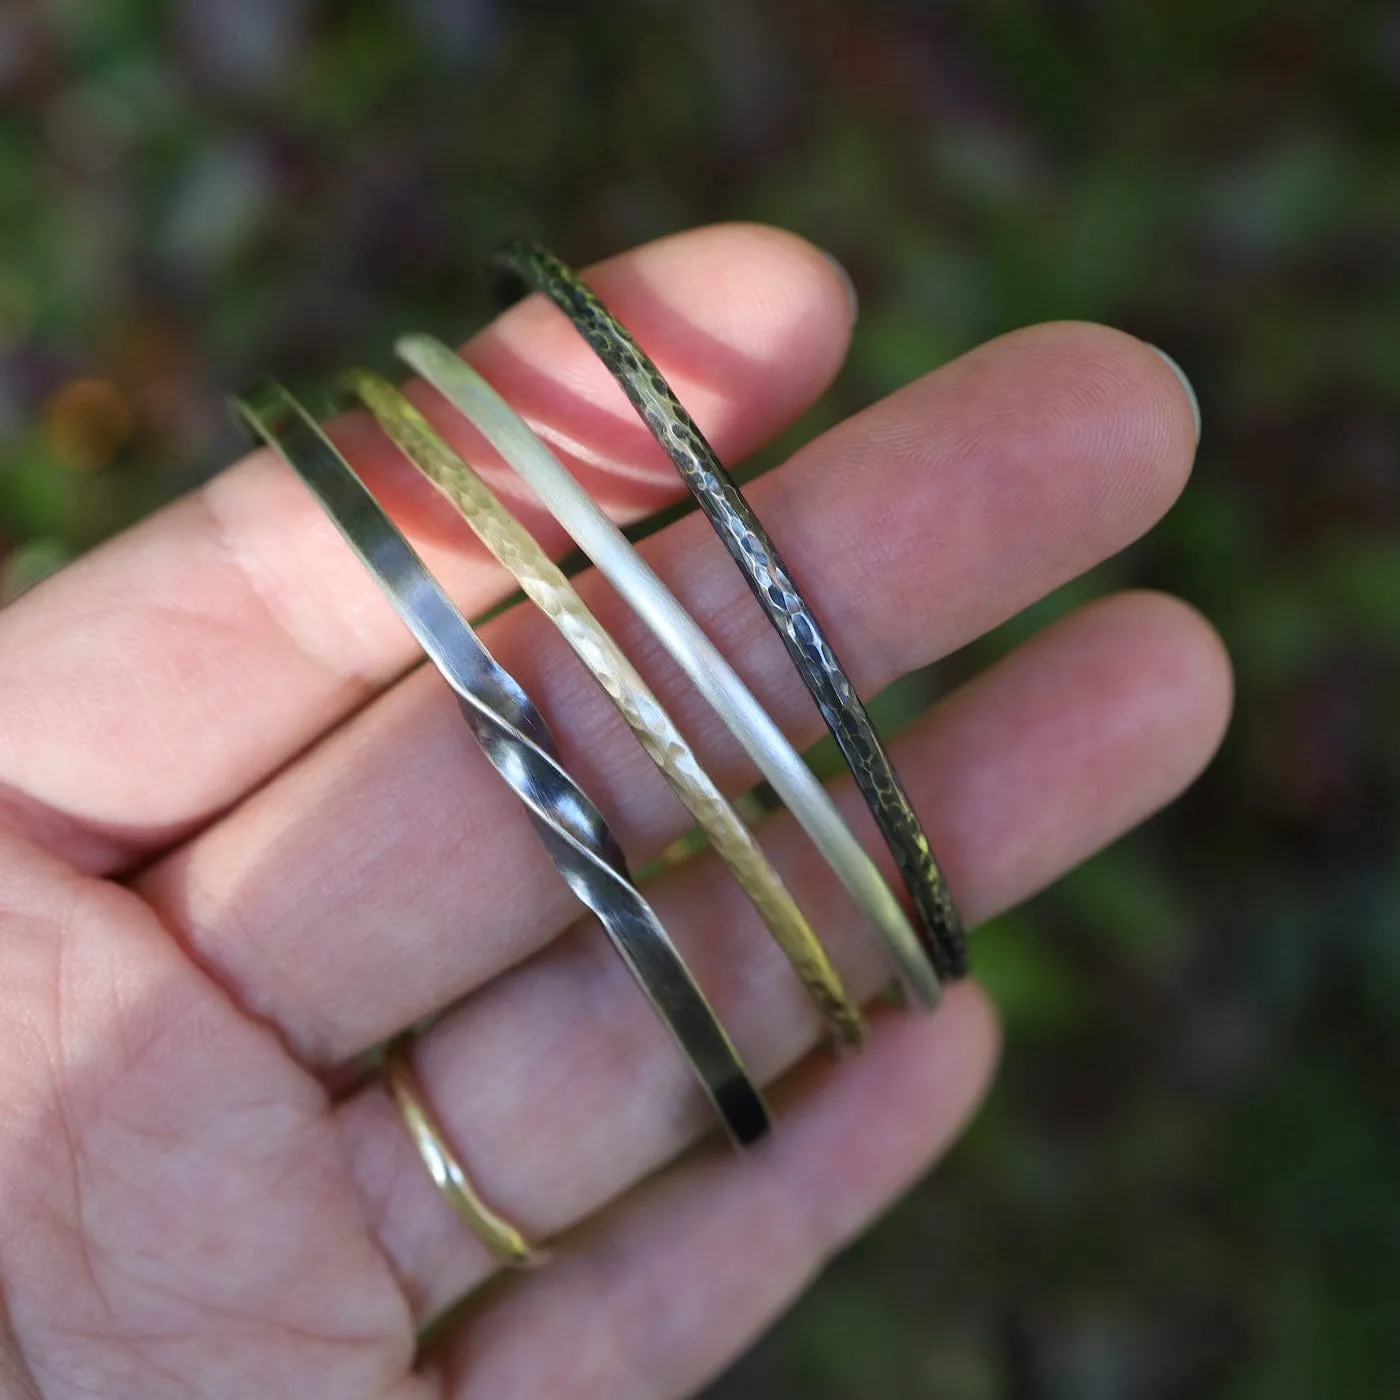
top-left (381, 1035), bottom-right (541, 1270)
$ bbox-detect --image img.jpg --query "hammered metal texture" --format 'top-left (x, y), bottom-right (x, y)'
top-left (348, 368), bottom-right (864, 1048)
top-left (496, 240), bottom-right (969, 982)
top-left (234, 380), bottom-right (771, 1148)
top-left (398, 335), bottom-right (939, 1009)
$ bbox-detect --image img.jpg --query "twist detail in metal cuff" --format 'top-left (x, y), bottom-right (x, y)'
top-left (232, 380), bottom-right (771, 1147)
top-left (347, 368), bottom-right (864, 1049)
top-left (495, 239), bottom-right (968, 983)
top-left (396, 335), bottom-right (940, 1010)
top-left (382, 1035), bottom-right (539, 1269)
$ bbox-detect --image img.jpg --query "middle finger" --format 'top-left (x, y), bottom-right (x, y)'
top-left (139, 323), bottom-right (1194, 1066)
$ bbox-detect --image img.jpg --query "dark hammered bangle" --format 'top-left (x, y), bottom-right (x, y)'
top-left (233, 380), bottom-right (771, 1148)
top-left (495, 239), bottom-right (968, 982)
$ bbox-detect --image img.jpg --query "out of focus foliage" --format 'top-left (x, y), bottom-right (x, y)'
top-left (1, 1), bottom-right (1397, 1395)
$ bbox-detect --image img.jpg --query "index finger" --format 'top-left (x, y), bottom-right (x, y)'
top-left (0, 225), bottom-right (855, 873)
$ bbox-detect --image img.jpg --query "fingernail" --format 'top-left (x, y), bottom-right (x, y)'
top-left (822, 249), bottom-right (859, 322)
top-left (1146, 343), bottom-right (1201, 441)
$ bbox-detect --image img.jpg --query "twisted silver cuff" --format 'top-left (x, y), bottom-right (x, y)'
top-left (232, 380), bottom-right (770, 1148)
top-left (493, 239), bottom-right (967, 983)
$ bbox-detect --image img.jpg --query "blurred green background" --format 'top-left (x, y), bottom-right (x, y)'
top-left (1, 1), bottom-right (1397, 1395)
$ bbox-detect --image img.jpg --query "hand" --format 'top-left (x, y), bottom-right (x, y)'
top-left (0, 225), bottom-right (1226, 1399)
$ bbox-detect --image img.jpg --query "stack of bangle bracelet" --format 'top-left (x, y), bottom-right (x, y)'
top-left (233, 241), bottom-right (966, 1269)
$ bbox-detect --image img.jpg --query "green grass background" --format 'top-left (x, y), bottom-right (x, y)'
top-left (1, 2), bottom-right (1397, 1395)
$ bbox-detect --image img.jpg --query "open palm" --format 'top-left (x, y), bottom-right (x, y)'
top-left (0, 225), bottom-right (1226, 1399)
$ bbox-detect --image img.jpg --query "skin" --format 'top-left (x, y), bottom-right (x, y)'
top-left (0, 224), bottom-right (1230, 1399)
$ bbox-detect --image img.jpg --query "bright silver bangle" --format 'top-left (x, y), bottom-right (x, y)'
top-left (495, 239), bottom-right (967, 983)
top-left (397, 334), bottom-right (941, 1009)
top-left (233, 379), bottom-right (771, 1147)
top-left (345, 366), bottom-right (864, 1049)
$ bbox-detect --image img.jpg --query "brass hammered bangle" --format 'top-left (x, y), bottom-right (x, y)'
top-left (382, 1035), bottom-right (539, 1269)
top-left (347, 368), bottom-right (865, 1049)
top-left (495, 239), bottom-right (968, 986)
top-left (398, 334), bottom-right (939, 1010)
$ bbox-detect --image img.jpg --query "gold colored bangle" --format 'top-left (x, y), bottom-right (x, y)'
top-left (382, 1035), bottom-right (540, 1269)
top-left (348, 369), bottom-right (864, 1049)
top-left (395, 336), bottom-right (938, 1013)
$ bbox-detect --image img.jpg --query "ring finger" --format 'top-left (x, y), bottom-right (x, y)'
top-left (338, 589), bottom-right (1232, 1324)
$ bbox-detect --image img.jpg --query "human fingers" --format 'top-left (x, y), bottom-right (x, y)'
top-left (0, 225), bottom-right (853, 872)
top-left (335, 591), bottom-right (1232, 1322)
top-left (140, 323), bottom-right (1198, 1066)
top-left (432, 995), bottom-right (999, 1400)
